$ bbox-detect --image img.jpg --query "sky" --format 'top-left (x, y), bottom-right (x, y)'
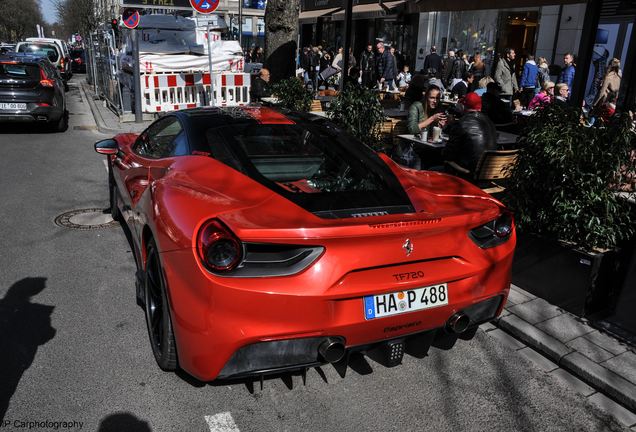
top-left (42, 0), bottom-right (57, 24)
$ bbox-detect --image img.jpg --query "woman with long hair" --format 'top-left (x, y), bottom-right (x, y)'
top-left (407, 85), bottom-right (447, 134)
top-left (593, 58), bottom-right (621, 107)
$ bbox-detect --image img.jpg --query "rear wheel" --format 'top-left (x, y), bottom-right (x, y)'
top-left (109, 170), bottom-right (122, 222)
top-left (52, 110), bottom-right (68, 132)
top-left (144, 238), bottom-right (178, 371)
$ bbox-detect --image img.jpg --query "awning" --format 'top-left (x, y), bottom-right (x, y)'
top-left (298, 7), bottom-right (341, 23)
top-left (331, 3), bottom-right (387, 21)
top-left (413, 0), bottom-right (583, 11)
top-left (382, 0), bottom-right (407, 10)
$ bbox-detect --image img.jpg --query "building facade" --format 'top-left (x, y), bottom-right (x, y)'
top-left (298, 0), bottom-right (590, 75)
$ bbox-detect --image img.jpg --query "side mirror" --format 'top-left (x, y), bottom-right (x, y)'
top-left (95, 139), bottom-right (118, 155)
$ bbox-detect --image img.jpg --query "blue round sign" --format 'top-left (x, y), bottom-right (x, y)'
top-left (122, 9), bottom-right (140, 29)
top-left (189, 0), bottom-right (220, 14)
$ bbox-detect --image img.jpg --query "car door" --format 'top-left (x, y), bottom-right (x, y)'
top-left (112, 116), bottom-right (187, 238)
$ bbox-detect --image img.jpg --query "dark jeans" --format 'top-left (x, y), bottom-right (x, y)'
top-left (521, 87), bottom-right (536, 108)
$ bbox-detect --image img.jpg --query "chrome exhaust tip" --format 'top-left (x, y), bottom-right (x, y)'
top-left (447, 312), bottom-right (470, 334)
top-left (318, 338), bottom-right (346, 363)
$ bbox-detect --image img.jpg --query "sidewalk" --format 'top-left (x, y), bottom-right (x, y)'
top-left (486, 284), bottom-right (636, 428)
top-left (79, 80), bottom-right (153, 134)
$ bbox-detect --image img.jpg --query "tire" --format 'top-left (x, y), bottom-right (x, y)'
top-left (109, 170), bottom-right (122, 222)
top-left (144, 238), bottom-right (178, 371)
top-left (52, 110), bottom-right (68, 132)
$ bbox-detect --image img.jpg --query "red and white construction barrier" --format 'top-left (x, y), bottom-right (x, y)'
top-left (140, 72), bottom-right (250, 113)
top-left (213, 73), bottom-right (251, 107)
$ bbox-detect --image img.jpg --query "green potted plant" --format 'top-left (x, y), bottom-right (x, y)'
top-left (504, 103), bottom-right (636, 316)
top-left (326, 84), bottom-right (385, 150)
top-left (270, 77), bottom-right (312, 112)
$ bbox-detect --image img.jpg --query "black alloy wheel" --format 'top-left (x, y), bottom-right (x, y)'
top-left (52, 109), bottom-right (68, 132)
top-left (144, 238), bottom-right (178, 371)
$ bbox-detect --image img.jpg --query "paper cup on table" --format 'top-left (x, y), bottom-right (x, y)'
top-left (420, 129), bottom-right (428, 141)
top-left (432, 126), bottom-right (441, 142)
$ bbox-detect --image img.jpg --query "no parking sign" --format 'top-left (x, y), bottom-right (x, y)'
top-left (122, 8), bottom-right (140, 29)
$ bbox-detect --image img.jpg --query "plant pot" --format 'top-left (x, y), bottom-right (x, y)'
top-left (512, 233), bottom-right (622, 317)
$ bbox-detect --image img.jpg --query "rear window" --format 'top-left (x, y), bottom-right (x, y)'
top-left (17, 44), bottom-right (59, 62)
top-left (0, 63), bottom-right (39, 80)
top-left (194, 121), bottom-right (414, 217)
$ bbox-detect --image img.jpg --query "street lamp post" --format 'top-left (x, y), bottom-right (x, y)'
top-left (239, 0), bottom-right (243, 47)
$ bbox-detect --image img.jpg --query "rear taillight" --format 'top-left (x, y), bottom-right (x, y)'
top-left (39, 68), bottom-right (54, 87)
top-left (36, 103), bottom-right (51, 107)
top-left (197, 219), bottom-right (243, 273)
top-left (469, 211), bottom-right (514, 249)
top-left (60, 57), bottom-right (64, 67)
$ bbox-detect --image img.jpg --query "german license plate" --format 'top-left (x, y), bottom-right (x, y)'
top-left (0, 102), bottom-right (26, 110)
top-left (364, 283), bottom-right (448, 320)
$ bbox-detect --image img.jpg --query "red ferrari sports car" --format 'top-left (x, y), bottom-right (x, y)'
top-left (95, 106), bottom-right (515, 381)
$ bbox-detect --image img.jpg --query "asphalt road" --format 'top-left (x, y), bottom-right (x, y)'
top-left (0, 76), bottom-right (630, 432)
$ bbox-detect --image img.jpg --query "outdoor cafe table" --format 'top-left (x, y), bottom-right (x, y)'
top-left (397, 130), bottom-right (519, 151)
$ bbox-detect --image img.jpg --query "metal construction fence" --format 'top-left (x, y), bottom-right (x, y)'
top-left (85, 29), bottom-right (123, 115)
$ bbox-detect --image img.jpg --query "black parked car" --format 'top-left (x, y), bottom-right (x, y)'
top-left (71, 48), bottom-right (86, 73)
top-left (0, 53), bottom-right (67, 132)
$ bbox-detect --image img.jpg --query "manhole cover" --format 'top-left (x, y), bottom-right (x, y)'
top-left (54, 208), bottom-right (119, 230)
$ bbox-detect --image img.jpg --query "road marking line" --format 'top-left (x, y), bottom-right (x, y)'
top-left (204, 412), bottom-right (240, 432)
top-left (102, 159), bottom-right (109, 173)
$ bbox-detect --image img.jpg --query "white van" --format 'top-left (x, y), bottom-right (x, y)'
top-left (24, 37), bottom-right (72, 80)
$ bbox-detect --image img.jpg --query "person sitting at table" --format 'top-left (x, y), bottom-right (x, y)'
top-left (250, 67), bottom-right (272, 102)
top-left (474, 76), bottom-right (494, 97)
top-left (554, 83), bottom-right (569, 105)
top-left (407, 85), bottom-right (447, 135)
top-left (450, 72), bottom-right (474, 99)
top-left (443, 92), bottom-right (497, 175)
top-left (528, 81), bottom-right (554, 110)
top-left (396, 65), bottom-right (412, 89)
top-left (481, 82), bottom-right (513, 125)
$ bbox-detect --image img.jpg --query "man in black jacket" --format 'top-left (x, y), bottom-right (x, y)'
top-left (444, 92), bottom-right (497, 174)
top-left (375, 42), bottom-right (396, 90)
top-left (450, 72), bottom-right (474, 99)
top-left (359, 44), bottom-right (375, 88)
top-left (442, 50), bottom-right (456, 88)
top-left (250, 68), bottom-right (271, 102)
top-left (422, 46), bottom-right (442, 78)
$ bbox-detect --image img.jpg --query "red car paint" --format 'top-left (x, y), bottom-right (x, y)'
top-left (106, 108), bottom-right (515, 381)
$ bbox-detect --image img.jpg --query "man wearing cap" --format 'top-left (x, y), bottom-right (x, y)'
top-left (443, 92), bottom-right (497, 175)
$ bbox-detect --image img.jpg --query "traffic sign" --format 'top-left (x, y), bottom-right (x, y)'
top-left (189, 0), bottom-right (220, 14)
top-left (122, 8), bottom-right (141, 29)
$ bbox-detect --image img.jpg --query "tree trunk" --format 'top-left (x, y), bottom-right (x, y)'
top-left (263, 0), bottom-right (299, 83)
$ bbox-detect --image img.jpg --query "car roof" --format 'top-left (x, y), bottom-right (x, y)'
top-left (0, 53), bottom-right (47, 65)
top-left (26, 37), bottom-right (64, 44)
top-left (25, 38), bottom-right (68, 53)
